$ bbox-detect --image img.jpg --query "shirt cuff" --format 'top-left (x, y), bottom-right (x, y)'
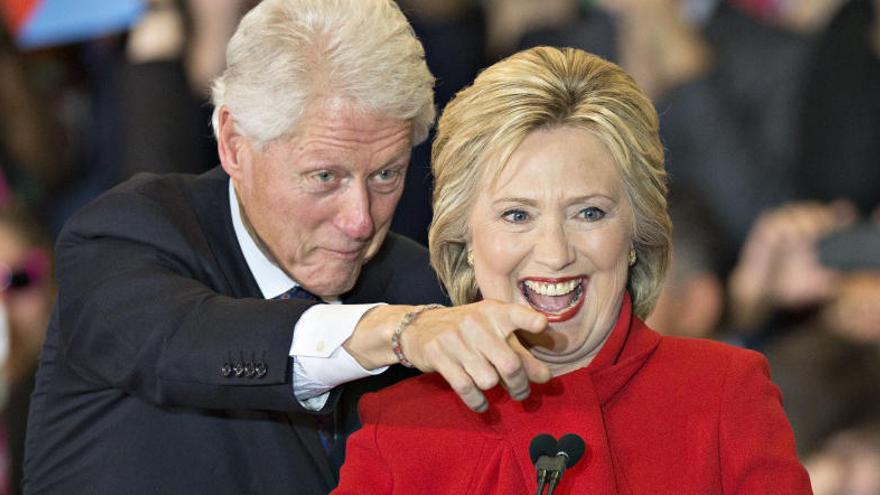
top-left (290, 303), bottom-right (384, 357)
top-left (290, 303), bottom-right (389, 405)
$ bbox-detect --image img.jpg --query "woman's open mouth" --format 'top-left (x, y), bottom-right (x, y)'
top-left (519, 276), bottom-right (587, 322)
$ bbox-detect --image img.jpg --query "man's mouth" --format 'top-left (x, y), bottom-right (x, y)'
top-left (519, 276), bottom-right (587, 322)
top-left (322, 247), bottom-right (365, 261)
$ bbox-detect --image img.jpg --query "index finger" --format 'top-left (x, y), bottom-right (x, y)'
top-left (506, 304), bottom-right (548, 334)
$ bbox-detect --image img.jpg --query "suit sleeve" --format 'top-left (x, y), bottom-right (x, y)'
top-left (718, 350), bottom-right (813, 493)
top-left (55, 186), bottom-right (319, 412)
top-left (334, 393), bottom-right (393, 494)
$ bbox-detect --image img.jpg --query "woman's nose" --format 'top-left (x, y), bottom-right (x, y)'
top-left (534, 222), bottom-right (575, 270)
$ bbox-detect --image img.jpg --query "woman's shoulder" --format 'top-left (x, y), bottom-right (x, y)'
top-left (649, 334), bottom-right (771, 382)
top-left (656, 334), bottom-right (764, 362)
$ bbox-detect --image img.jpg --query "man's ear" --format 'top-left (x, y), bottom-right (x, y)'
top-left (217, 106), bottom-right (248, 181)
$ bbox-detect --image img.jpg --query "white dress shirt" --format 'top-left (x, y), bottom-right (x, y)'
top-left (228, 182), bottom-right (388, 409)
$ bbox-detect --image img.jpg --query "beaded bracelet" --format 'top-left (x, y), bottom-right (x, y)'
top-left (391, 304), bottom-right (444, 368)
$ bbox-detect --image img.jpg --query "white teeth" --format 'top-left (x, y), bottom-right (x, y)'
top-left (523, 279), bottom-right (580, 296)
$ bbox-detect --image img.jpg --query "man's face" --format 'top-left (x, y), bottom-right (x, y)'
top-left (229, 98), bottom-right (412, 297)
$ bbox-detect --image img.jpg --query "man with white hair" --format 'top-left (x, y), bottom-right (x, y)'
top-left (22, 1), bottom-right (550, 493)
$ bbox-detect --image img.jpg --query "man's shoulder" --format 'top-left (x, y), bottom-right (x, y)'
top-left (59, 168), bottom-right (227, 245)
top-left (379, 232), bottom-right (430, 263)
top-left (78, 168), bottom-right (224, 217)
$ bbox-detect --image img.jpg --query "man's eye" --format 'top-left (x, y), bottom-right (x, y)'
top-left (374, 169), bottom-right (399, 182)
top-left (502, 209), bottom-right (530, 223)
top-left (315, 171), bottom-right (335, 182)
top-left (579, 206), bottom-right (606, 222)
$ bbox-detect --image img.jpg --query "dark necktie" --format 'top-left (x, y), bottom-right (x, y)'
top-left (278, 285), bottom-right (321, 302)
top-left (276, 286), bottom-right (336, 452)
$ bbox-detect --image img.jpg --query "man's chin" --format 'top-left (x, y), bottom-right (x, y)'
top-left (304, 264), bottom-right (362, 298)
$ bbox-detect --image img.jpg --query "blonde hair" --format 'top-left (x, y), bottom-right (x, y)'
top-left (429, 46), bottom-right (670, 319)
top-left (211, 0), bottom-right (435, 147)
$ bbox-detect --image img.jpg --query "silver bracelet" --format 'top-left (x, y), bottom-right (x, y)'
top-left (391, 304), bottom-right (444, 368)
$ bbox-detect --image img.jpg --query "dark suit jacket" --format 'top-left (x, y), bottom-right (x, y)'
top-left (23, 167), bottom-right (446, 494)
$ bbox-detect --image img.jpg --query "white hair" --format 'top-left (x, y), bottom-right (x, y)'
top-left (211, 0), bottom-right (435, 147)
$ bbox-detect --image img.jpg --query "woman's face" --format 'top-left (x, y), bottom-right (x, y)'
top-left (468, 126), bottom-right (633, 370)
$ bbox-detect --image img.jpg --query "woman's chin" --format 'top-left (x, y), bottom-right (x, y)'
top-left (517, 318), bottom-right (600, 375)
top-left (518, 330), bottom-right (576, 358)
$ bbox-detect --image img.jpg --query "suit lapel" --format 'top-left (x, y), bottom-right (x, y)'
top-left (190, 167), bottom-right (263, 299)
top-left (191, 167), bottom-right (338, 487)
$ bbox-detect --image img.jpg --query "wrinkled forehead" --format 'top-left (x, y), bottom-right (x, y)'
top-left (284, 96), bottom-right (411, 140)
top-left (264, 97), bottom-right (413, 160)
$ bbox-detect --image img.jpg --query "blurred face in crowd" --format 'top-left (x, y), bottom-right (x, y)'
top-left (222, 97), bottom-right (412, 297)
top-left (0, 219), bottom-right (52, 386)
top-left (468, 126), bottom-right (634, 373)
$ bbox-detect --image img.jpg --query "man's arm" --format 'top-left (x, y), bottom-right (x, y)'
top-left (56, 186), bottom-right (311, 412)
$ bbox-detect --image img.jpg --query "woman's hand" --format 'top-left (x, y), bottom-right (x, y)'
top-left (345, 300), bottom-right (551, 412)
top-left (401, 300), bottom-right (551, 412)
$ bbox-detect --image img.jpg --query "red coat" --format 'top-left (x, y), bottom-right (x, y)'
top-left (334, 295), bottom-right (812, 494)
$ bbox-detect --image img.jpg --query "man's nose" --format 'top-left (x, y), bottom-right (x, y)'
top-left (534, 222), bottom-right (575, 270)
top-left (335, 183), bottom-right (374, 240)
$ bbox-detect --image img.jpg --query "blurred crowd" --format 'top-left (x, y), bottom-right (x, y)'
top-left (0, 0), bottom-right (877, 493)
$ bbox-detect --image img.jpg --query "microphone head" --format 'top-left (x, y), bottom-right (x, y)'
top-left (557, 434), bottom-right (586, 468)
top-left (529, 434), bottom-right (558, 465)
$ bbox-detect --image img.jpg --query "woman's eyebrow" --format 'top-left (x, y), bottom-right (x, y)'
top-left (491, 196), bottom-right (539, 207)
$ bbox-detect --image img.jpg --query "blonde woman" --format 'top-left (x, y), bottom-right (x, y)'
top-left (333, 47), bottom-right (811, 494)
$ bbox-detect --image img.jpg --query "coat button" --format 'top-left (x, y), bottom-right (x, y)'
top-left (244, 362), bottom-right (256, 378)
top-left (233, 362), bottom-right (245, 377)
top-left (221, 363), bottom-right (233, 377)
top-left (255, 362), bottom-right (268, 378)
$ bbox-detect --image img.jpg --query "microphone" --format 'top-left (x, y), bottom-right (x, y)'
top-left (546, 434), bottom-right (586, 495)
top-left (556, 434), bottom-right (586, 468)
top-left (529, 434), bottom-right (558, 464)
top-left (530, 434), bottom-right (558, 495)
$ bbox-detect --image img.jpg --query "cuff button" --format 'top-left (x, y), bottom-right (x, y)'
top-left (255, 363), bottom-right (268, 378)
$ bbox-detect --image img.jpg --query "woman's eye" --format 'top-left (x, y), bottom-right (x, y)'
top-left (579, 206), bottom-right (606, 221)
top-left (502, 209), bottom-right (530, 223)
